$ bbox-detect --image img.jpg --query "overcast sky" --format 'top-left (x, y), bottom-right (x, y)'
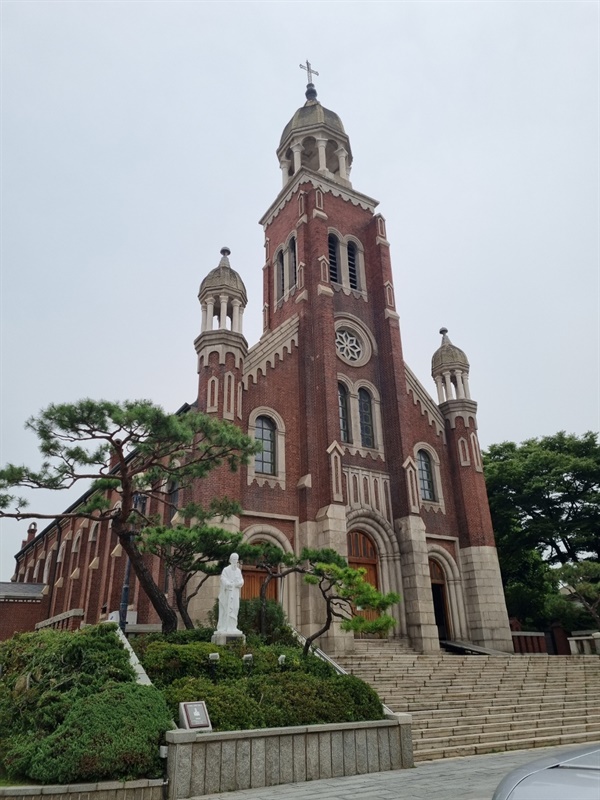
top-left (1, 1), bottom-right (598, 581)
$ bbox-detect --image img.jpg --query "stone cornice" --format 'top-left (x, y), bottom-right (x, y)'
top-left (405, 365), bottom-right (446, 440)
top-left (259, 169), bottom-right (379, 229)
top-left (439, 399), bottom-right (478, 430)
top-left (243, 314), bottom-right (299, 387)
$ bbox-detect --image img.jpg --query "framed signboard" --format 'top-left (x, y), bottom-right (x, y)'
top-left (179, 701), bottom-right (212, 732)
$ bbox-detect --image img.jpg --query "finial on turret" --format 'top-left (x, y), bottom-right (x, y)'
top-left (220, 247), bottom-right (231, 257)
top-left (439, 327), bottom-right (450, 345)
top-left (300, 60), bottom-right (319, 101)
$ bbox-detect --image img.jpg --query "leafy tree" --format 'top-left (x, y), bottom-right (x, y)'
top-left (484, 431), bottom-right (600, 629)
top-left (248, 547), bottom-right (399, 656)
top-left (484, 431), bottom-right (600, 566)
top-left (0, 399), bottom-right (259, 633)
top-left (555, 561), bottom-right (600, 629)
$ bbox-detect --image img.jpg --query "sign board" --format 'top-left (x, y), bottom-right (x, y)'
top-left (179, 701), bottom-right (212, 732)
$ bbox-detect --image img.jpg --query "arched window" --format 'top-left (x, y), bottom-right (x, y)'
top-left (255, 416), bottom-right (276, 475)
top-left (328, 234), bottom-right (339, 283)
top-left (417, 450), bottom-right (436, 501)
top-left (289, 236), bottom-right (297, 287)
top-left (358, 388), bottom-right (374, 448)
top-left (338, 383), bottom-right (351, 443)
top-left (277, 251), bottom-right (285, 300)
top-left (347, 241), bottom-right (359, 290)
top-left (167, 479), bottom-right (179, 522)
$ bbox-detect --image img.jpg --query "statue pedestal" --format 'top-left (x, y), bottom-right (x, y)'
top-left (211, 631), bottom-right (246, 646)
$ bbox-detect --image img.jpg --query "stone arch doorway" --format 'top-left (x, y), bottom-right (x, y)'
top-left (347, 530), bottom-right (379, 624)
top-left (241, 541), bottom-right (278, 602)
top-left (429, 558), bottom-right (451, 640)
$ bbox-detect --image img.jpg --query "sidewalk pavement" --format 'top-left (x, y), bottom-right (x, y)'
top-left (192, 743), bottom-right (595, 800)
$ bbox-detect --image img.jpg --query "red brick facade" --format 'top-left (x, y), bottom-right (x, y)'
top-left (6, 89), bottom-right (512, 653)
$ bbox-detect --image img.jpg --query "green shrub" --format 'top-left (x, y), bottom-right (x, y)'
top-left (141, 642), bottom-right (243, 687)
top-left (164, 677), bottom-right (266, 731)
top-left (330, 674), bottom-right (385, 721)
top-left (0, 625), bottom-right (135, 745)
top-left (8, 683), bottom-right (172, 784)
top-left (130, 627), bottom-right (213, 659)
top-left (237, 598), bottom-right (297, 644)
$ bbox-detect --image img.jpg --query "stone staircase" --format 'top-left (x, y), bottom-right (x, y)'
top-left (335, 640), bottom-right (600, 761)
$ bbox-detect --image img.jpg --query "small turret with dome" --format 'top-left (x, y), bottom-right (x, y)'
top-left (277, 61), bottom-right (353, 188)
top-left (198, 247), bottom-right (247, 335)
top-left (431, 328), bottom-right (472, 404)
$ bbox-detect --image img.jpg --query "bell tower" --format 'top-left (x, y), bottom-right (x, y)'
top-left (195, 247), bottom-right (248, 422)
top-left (431, 328), bottom-right (513, 651)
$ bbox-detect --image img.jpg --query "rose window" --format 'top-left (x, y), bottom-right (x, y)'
top-left (336, 329), bottom-right (363, 362)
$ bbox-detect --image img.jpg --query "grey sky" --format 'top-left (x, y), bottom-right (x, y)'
top-left (1, 1), bottom-right (598, 580)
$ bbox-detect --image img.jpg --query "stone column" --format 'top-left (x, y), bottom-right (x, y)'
top-left (206, 298), bottom-right (215, 331)
top-left (396, 515), bottom-right (440, 653)
top-left (335, 147), bottom-right (348, 179)
top-left (463, 373), bottom-right (471, 399)
top-left (455, 370), bottom-right (465, 399)
top-left (219, 294), bottom-right (228, 329)
top-left (201, 302), bottom-right (208, 333)
top-left (279, 158), bottom-right (290, 186)
top-left (291, 143), bottom-right (303, 173)
top-left (316, 137), bottom-right (328, 173)
top-left (435, 376), bottom-right (445, 405)
top-left (232, 299), bottom-right (241, 333)
top-left (443, 371), bottom-right (453, 401)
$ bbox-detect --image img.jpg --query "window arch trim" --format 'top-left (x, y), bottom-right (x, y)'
top-left (247, 407), bottom-right (286, 489)
top-left (413, 442), bottom-right (445, 513)
top-left (337, 375), bottom-right (384, 459)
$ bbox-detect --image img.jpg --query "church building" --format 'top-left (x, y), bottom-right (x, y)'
top-left (4, 76), bottom-right (513, 654)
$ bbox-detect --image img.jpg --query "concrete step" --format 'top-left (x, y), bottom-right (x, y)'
top-left (333, 648), bottom-right (600, 762)
top-left (413, 729), bottom-right (600, 762)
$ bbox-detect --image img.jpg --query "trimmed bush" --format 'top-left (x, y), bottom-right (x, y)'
top-left (162, 670), bottom-right (383, 732)
top-left (15, 683), bottom-right (172, 784)
top-left (164, 677), bottom-right (267, 731)
top-left (141, 642), bottom-right (243, 687)
top-left (130, 626), bottom-right (213, 659)
top-left (0, 625), bottom-right (171, 785)
top-left (0, 625), bottom-right (135, 742)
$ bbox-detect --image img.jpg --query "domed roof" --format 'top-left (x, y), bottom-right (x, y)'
top-left (431, 328), bottom-right (470, 374)
top-left (199, 248), bottom-right (247, 303)
top-left (279, 98), bottom-right (346, 149)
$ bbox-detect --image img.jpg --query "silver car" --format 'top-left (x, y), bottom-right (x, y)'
top-left (492, 745), bottom-right (600, 799)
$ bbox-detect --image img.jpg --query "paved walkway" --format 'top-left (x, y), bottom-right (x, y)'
top-left (193, 743), bottom-right (593, 800)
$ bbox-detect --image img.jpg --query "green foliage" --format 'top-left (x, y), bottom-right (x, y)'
top-left (0, 625), bottom-right (172, 785)
top-left (555, 561), bottom-right (600, 628)
top-left (6, 683), bottom-right (172, 784)
top-left (141, 642), bottom-right (244, 687)
top-left (484, 432), bottom-right (600, 629)
top-left (296, 549), bottom-right (400, 655)
top-left (130, 626), bottom-right (214, 659)
top-left (164, 677), bottom-right (265, 731)
top-left (0, 398), bottom-right (261, 634)
top-left (236, 598), bottom-right (297, 645)
top-left (484, 432), bottom-right (600, 565)
top-left (0, 625), bottom-right (134, 741)
top-left (162, 671), bottom-right (383, 731)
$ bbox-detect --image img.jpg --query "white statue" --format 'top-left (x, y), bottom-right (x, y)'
top-left (216, 553), bottom-right (244, 634)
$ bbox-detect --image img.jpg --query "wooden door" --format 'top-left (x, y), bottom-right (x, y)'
top-left (347, 531), bottom-right (379, 624)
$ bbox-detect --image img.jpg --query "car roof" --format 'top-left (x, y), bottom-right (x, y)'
top-left (492, 745), bottom-right (600, 800)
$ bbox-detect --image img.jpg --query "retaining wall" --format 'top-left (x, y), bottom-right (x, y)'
top-left (0, 778), bottom-right (163, 799)
top-left (166, 714), bottom-right (413, 798)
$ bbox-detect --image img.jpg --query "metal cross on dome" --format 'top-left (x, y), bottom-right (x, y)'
top-left (299, 60), bottom-right (319, 84)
